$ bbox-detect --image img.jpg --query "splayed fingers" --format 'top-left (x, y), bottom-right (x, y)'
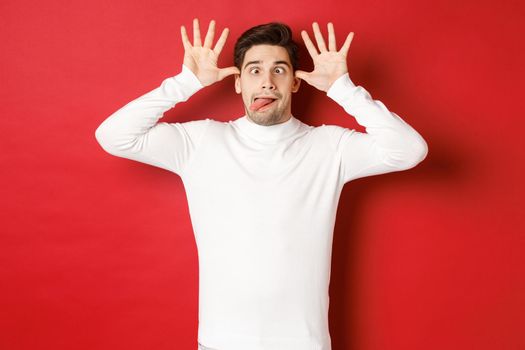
top-left (296, 21), bottom-right (354, 91)
top-left (180, 18), bottom-right (239, 86)
top-left (301, 22), bottom-right (354, 58)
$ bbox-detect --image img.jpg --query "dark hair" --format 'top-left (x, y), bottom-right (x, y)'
top-left (233, 22), bottom-right (299, 74)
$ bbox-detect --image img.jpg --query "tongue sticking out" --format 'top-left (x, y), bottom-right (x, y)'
top-left (250, 98), bottom-right (275, 111)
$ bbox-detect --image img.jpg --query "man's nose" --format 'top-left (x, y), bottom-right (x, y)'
top-left (261, 72), bottom-right (276, 90)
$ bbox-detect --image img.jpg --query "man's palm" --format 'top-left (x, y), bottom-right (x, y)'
top-left (180, 18), bottom-right (239, 86)
top-left (295, 22), bottom-right (354, 92)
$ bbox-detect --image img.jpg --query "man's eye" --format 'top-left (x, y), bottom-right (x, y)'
top-left (250, 68), bottom-right (259, 74)
top-left (275, 67), bottom-right (284, 73)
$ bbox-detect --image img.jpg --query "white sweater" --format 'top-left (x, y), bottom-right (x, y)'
top-left (95, 64), bottom-right (428, 350)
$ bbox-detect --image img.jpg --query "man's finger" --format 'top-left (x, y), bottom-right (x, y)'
top-left (339, 32), bottom-right (354, 57)
top-left (327, 22), bottom-right (336, 51)
top-left (193, 18), bottom-right (202, 47)
top-left (312, 22), bottom-right (327, 53)
top-left (213, 28), bottom-right (229, 56)
top-left (294, 69), bottom-right (310, 82)
top-left (301, 30), bottom-right (319, 58)
top-left (203, 19), bottom-right (215, 49)
top-left (180, 25), bottom-right (191, 50)
top-left (218, 66), bottom-right (241, 81)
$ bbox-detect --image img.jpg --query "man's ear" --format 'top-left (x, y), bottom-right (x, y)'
top-left (292, 75), bottom-right (301, 93)
top-left (235, 74), bottom-right (241, 94)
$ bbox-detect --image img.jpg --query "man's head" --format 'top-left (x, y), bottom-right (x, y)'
top-left (233, 22), bottom-right (301, 126)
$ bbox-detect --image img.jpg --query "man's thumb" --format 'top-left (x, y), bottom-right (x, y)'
top-left (218, 66), bottom-right (241, 81)
top-left (294, 70), bottom-right (310, 82)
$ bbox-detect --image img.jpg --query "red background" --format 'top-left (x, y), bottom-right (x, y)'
top-left (1, 0), bottom-right (524, 349)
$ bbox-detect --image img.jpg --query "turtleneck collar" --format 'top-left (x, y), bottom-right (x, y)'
top-left (233, 114), bottom-right (301, 144)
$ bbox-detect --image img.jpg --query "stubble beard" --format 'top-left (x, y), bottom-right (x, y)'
top-left (245, 99), bottom-right (289, 126)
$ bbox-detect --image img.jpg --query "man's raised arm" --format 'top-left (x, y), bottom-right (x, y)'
top-left (296, 22), bottom-right (428, 183)
top-left (94, 18), bottom-right (239, 176)
top-left (324, 71), bottom-right (428, 183)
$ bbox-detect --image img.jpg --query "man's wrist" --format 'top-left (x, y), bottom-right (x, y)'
top-left (179, 64), bottom-right (204, 89)
top-left (326, 72), bottom-right (357, 101)
top-left (168, 64), bottom-right (205, 99)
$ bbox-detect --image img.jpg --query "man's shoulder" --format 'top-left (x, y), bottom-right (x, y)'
top-left (308, 122), bottom-right (354, 136)
top-left (185, 117), bottom-right (241, 135)
top-left (307, 123), bottom-right (357, 151)
top-left (169, 117), bottom-right (225, 128)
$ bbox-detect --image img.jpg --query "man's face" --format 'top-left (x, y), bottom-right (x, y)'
top-left (235, 44), bottom-right (301, 126)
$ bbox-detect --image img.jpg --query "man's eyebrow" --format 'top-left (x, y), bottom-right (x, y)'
top-left (243, 60), bottom-right (292, 70)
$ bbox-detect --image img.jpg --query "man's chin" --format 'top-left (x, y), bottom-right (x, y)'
top-left (247, 112), bottom-right (287, 127)
top-left (244, 102), bottom-right (288, 124)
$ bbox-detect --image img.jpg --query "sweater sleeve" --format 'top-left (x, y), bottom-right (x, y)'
top-left (95, 64), bottom-right (210, 176)
top-left (325, 73), bottom-right (428, 183)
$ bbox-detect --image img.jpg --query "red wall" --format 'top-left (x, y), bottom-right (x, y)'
top-left (1, 0), bottom-right (524, 349)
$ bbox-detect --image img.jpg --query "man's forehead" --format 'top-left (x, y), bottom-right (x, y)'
top-left (243, 45), bottom-right (291, 67)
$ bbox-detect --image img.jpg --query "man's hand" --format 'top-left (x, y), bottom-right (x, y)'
top-left (180, 18), bottom-right (240, 87)
top-left (295, 22), bottom-right (354, 92)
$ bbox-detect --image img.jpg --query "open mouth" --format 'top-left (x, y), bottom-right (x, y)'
top-left (250, 97), bottom-right (278, 111)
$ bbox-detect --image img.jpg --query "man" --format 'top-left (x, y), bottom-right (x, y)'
top-left (95, 18), bottom-right (428, 350)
